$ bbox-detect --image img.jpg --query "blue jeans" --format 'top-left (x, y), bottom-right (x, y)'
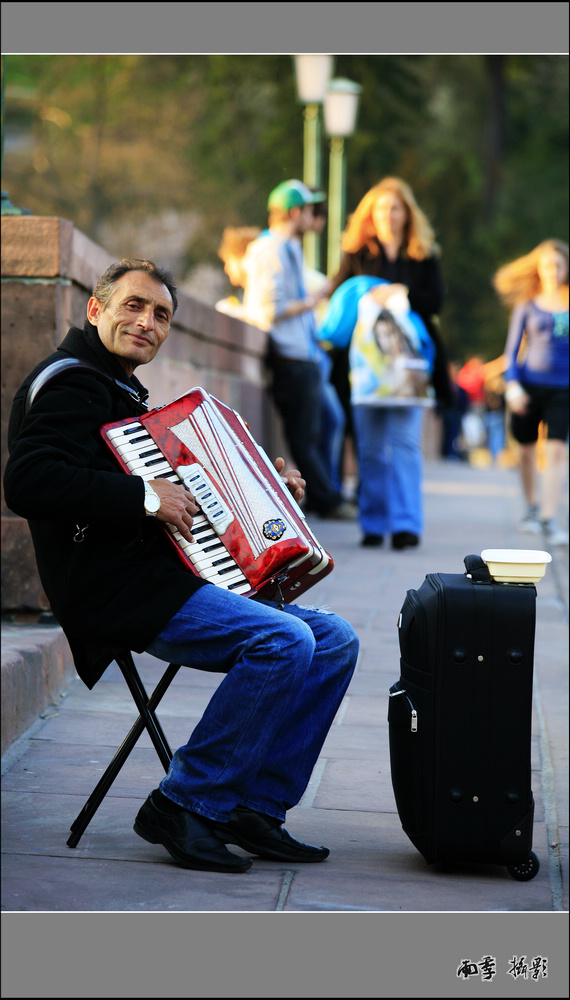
top-left (321, 380), bottom-right (347, 492)
top-left (145, 585), bottom-right (359, 823)
top-left (484, 409), bottom-right (506, 458)
top-left (352, 404), bottom-right (424, 536)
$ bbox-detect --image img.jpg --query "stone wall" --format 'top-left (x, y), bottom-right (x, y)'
top-left (1, 216), bottom-right (282, 614)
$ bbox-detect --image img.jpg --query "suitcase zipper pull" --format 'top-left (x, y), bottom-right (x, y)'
top-left (389, 688), bottom-right (418, 732)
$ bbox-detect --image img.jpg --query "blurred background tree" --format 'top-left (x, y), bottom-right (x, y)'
top-left (2, 53), bottom-right (568, 361)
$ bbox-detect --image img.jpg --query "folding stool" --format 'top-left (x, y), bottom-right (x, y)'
top-left (67, 650), bottom-right (181, 848)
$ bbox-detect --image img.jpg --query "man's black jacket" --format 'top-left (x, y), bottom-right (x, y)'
top-left (4, 323), bottom-right (206, 688)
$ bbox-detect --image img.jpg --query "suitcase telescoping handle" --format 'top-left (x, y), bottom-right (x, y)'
top-left (464, 553), bottom-right (493, 583)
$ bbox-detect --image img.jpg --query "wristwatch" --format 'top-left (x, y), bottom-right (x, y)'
top-left (143, 481), bottom-right (161, 516)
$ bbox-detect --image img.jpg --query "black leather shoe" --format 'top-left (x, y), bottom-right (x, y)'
top-left (213, 805), bottom-right (330, 863)
top-left (361, 533), bottom-right (384, 547)
top-left (134, 792), bottom-right (252, 872)
top-left (391, 532), bottom-right (420, 550)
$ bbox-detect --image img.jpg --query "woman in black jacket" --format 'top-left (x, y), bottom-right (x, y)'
top-left (327, 176), bottom-right (452, 550)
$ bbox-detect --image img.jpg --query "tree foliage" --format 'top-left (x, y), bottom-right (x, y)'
top-left (3, 53), bottom-right (568, 361)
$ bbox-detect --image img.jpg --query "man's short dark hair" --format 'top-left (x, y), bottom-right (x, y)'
top-left (311, 199), bottom-right (328, 218)
top-left (92, 258), bottom-right (178, 315)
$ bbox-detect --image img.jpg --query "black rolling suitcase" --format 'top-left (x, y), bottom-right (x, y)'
top-left (388, 553), bottom-right (541, 881)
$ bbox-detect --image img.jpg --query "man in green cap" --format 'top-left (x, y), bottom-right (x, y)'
top-left (244, 180), bottom-right (355, 520)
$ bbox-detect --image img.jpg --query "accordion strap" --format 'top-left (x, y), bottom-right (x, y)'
top-left (25, 358), bottom-right (147, 415)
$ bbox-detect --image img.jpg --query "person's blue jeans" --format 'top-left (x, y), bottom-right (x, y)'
top-left (320, 380), bottom-right (346, 492)
top-left (484, 409), bottom-right (506, 459)
top-left (351, 404), bottom-right (424, 536)
top-left (145, 585), bottom-right (359, 823)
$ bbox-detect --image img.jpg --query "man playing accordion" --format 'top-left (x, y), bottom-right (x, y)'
top-left (4, 257), bottom-right (359, 874)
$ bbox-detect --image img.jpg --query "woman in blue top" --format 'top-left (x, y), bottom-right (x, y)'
top-left (493, 239), bottom-right (569, 546)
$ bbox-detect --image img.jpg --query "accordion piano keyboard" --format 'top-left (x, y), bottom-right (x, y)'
top-left (105, 421), bottom-right (251, 594)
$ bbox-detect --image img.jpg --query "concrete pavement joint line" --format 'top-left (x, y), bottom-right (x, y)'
top-left (365, 610), bottom-right (380, 630)
top-left (297, 757), bottom-right (327, 809)
top-left (538, 597), bottom-right (566, 613)
top-left (533, 675), bottom-right (564, 911)
top-left (548, 554), bottom-right (569, 623)
top-left (333, 695), bottom-right (351, 727)
top-left (275, 870), bottom-right (295, 911)
top-left (1, 717), bottom-right (47, 777)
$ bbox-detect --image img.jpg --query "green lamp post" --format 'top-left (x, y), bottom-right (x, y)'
top-left (293, 54), bottom-right (334, 271)
top-left (324, 78), bottom-right (361, 276)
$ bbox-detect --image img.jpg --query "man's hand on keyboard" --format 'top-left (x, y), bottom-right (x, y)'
top-left (151, 479), bottom-right (198, 543)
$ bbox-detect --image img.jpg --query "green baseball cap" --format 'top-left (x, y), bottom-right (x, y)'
top-left (267, 179), bottom-right (326, 211)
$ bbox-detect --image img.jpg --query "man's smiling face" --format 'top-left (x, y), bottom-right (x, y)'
top-left (87, 270), bottom-right (174, 376)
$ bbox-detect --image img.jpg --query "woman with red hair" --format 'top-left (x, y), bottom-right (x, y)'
top-left (327, 177), bottom-right (451, 550)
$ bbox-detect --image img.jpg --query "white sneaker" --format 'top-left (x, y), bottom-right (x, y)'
top-left (518, 508), bottom-right (541, 534)
top-left (541, 521), bottom-right (569, 546)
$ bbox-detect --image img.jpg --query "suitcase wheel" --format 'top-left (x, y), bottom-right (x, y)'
top-left (507, 851), bottom-right (540, 882)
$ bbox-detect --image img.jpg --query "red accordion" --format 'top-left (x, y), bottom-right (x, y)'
top-left (101, 387), bottom-right (333, 603)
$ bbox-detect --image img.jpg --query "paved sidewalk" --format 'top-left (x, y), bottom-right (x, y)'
top-left (1, 457), bottom-right (568, 913)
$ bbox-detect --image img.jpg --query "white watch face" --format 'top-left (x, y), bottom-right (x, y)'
top-left (144, 488), bottom-right (161, 514)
